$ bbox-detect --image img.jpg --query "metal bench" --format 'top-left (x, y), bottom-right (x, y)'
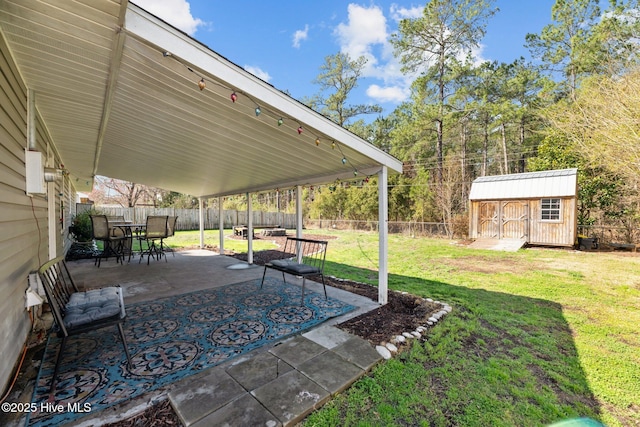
top-left (38, 256), bottom-right (132, 392)
top-left (260, 237), bottom-right (328, 305)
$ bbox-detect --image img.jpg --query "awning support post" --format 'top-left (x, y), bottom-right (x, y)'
top-left (378, 166), bottom-right (389, 304)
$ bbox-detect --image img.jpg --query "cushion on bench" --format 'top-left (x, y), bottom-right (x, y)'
top-left (269, 259), bottom-right (321, 274)
top-left (270, 259), bottom-right (295, 268)
top-left (63, 297), bottom-right (122, 328)
top-left (67, 287), bottom-right (120, 308)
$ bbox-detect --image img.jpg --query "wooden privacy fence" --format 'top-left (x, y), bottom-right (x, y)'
top-left (88, 207), bottom-right (297, 231)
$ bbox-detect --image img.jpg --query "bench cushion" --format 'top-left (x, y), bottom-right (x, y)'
top-left (269, 259), bottom-right (320, 275)
top-left (64, 289), bottom-right (123, 329)
top-left (270, 259), bottom-right (295, 268)
top-left (285, 263), bottom-right (320, 274)
top-left (67, 287), bottom-right (120, 308)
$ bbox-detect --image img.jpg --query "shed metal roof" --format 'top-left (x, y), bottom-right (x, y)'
top-left (468, 168), bottom-right (578, 200)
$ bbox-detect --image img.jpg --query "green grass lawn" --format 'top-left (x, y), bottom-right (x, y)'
top-left (297, 230), bottom-right (639, 427)
top-left (162, 229), bottom-right (639, 426)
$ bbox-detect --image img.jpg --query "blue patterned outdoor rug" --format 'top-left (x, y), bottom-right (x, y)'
top-left (28, 278), bottom-right (355, 426)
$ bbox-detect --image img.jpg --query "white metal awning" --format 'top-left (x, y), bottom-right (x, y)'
top-left (0, 0), bottom-right (402, 197)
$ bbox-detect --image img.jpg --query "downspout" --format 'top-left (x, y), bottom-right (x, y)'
top-left (27, 89), bottom-right (36, 150)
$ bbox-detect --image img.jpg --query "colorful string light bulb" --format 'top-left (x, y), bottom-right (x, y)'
top-left (198, 78), bottom-right (206, 91)
top-left (230, 92), bottom-right (237, 102)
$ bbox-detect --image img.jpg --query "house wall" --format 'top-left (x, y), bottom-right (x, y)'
top-left (0, 30), bottom-right (75, 393)
top-left (470, 197), bottom-right (577, 247)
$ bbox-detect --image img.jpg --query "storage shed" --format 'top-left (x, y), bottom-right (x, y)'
top-left (468, 168), bottom-right (578, 248)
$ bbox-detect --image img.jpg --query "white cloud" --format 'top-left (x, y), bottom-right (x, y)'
top-left (366, 84), bottom-right (409, 103)
top-left (333, 3), bottom-right (414, 105)
top-left (292, 25), bottom-right (309, 48)
top-left (133, 0), bottom-right (204, 35)
top-left (334, 4), bottom-right (388, 64)
top-left (389, 4), bottom-right (423, 21)
top-left (244, 65), bottom-right (272, 82)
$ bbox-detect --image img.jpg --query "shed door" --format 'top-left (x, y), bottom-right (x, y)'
top-left (478, 202), bottom-right (499, 238)
top-left (501, 201), bottom-right (528, 240)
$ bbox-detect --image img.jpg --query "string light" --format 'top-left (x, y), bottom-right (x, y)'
top-left (163, 50), bottom-right (363, 176)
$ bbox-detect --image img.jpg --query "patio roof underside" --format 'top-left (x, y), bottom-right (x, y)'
top-left (0, 0), bottom-right (401, 197)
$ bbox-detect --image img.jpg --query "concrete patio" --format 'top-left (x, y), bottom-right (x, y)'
top-left (11, 250), bottom-right (383, 427)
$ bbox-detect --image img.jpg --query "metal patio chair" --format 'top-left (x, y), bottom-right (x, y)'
top-left (38, 257), bottom-right (132, 392)
top-left (138, 215), bottom-right (169, 264)
top-left (160, 216), bottom-right (178, 257)
top-left (90, 214), bottom-right (127, 267)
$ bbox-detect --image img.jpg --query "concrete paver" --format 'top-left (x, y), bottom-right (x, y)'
top-left (192, 393), bottom-right (281, 427)
top-left (268, 336), bottom-right (327, 368)
top-left (169, 366), bottom-right (245, 426)
top-left (251, 370), bottom-right (331, 426)
top-left (226, 351), bottom-right (294, 391)
top-left (332, 335), bottom-right (383, 371)
top-left (297, 350), bottom-right (365, 395)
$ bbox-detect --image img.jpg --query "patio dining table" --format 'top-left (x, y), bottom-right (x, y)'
top-left (110, 222), bottom-right (146, 262)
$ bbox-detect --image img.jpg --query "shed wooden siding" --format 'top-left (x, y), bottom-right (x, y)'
top-left (470, 198), bottom-right (576, 246)
top-left (528, 197), bottom-right (577, 246)
top-left (0, 31), bottom-right (74, 391)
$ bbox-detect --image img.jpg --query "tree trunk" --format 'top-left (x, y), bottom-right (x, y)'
top-left (501, 122), bottom-right (509, 174)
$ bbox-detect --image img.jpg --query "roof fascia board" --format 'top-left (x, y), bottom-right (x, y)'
top-left (203, 166), bottom-right (384, 198)
top-left (124, 5), bottom-right (402, 174)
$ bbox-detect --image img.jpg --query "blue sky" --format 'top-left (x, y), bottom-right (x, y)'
top-left (133, 0), bottom-right (558, 117)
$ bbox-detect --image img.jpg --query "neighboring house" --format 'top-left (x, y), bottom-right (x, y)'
top-left (468, 169), bottom-right (578, 248)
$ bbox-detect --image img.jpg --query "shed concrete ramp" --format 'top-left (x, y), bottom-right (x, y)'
top-left (469, 238), bottom-right (527, 252)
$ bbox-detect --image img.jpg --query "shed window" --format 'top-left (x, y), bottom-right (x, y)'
top-left (541, 198), bottom-right (561, 221)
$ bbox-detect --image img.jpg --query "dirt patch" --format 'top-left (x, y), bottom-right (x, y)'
top-left (441, 256), bottom-right (540, 274)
